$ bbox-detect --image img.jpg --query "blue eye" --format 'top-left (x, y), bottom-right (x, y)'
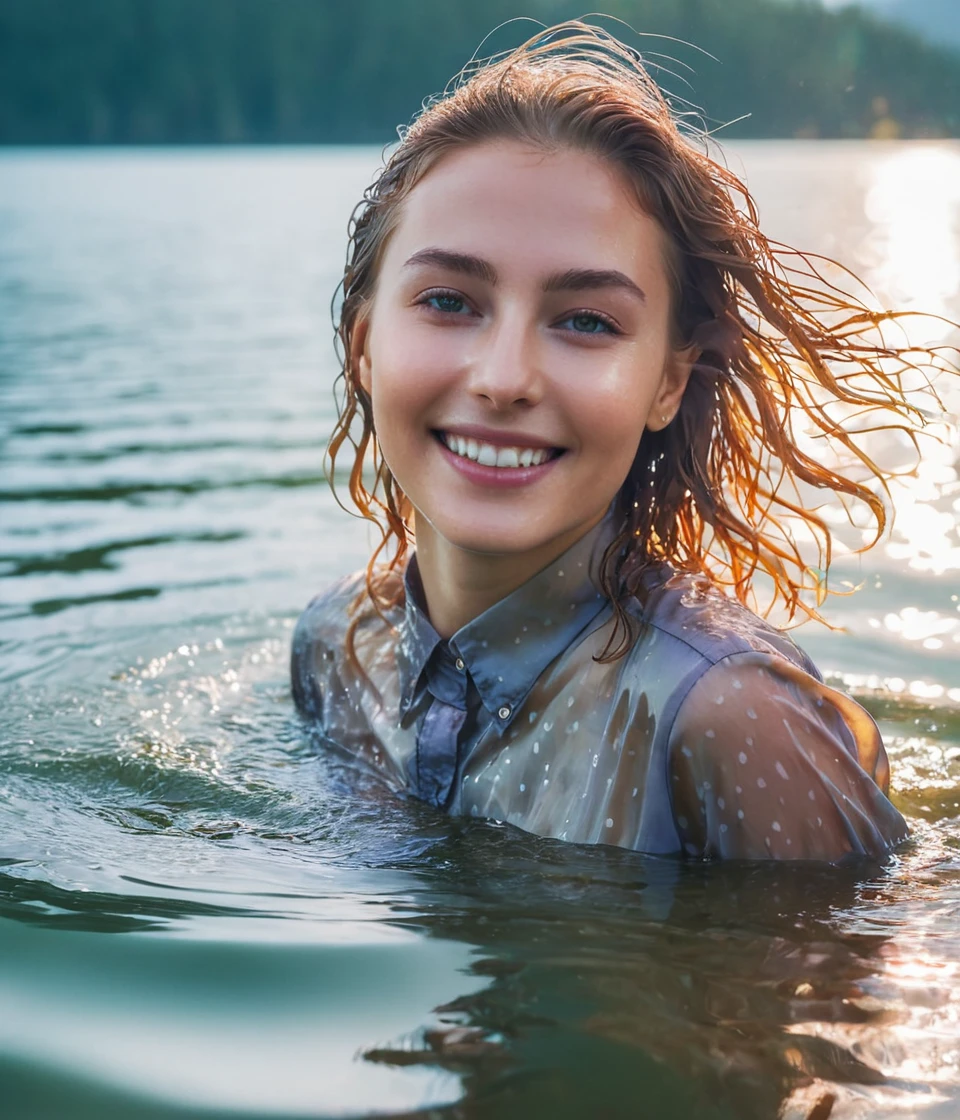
top-left (561, 312), bottom-right (617, 335)
top-left (425, 292), bottom-right (468, 314)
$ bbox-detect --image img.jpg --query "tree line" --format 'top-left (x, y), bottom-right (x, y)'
top-left (1, 0), bottom-right (958, 143)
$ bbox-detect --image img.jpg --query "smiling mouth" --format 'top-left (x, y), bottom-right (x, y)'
top-left (436, 431), bottom-right (563, 469)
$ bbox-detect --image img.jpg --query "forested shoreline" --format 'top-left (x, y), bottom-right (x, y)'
top-left (2, 0), bottom-right (959, 143)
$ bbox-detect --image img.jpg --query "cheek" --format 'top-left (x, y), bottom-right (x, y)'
top-left (567, 359), bottom-right (657, 466)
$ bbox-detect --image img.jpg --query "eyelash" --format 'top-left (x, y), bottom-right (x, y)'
top-left (416, 288), bottom-right (622, 336)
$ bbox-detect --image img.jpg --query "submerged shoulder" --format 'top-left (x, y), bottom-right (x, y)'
top-left (667, 648), bottom-right (906, 860)
top-left (639, 567), bottom-right (821, 679)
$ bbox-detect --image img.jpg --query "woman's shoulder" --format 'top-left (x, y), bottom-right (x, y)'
top-left (293, 570), bottom-right (368, 653)
top-left (635, 565), bottom-right (821, 680)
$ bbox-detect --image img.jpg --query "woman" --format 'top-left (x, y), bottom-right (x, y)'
top-left (292, 21), bottom-right (954, 860)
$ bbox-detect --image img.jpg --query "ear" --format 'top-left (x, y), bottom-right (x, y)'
top-left (647, 343), bottom-right (699, 432)
top-left (350, 309), bottom-right (374, 396)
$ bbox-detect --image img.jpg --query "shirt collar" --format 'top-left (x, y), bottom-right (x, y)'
top-left (395, 521), bottom-right (610, 732)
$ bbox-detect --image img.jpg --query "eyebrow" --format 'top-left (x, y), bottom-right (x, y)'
top-left (402, 248), bottom-right (646, 303)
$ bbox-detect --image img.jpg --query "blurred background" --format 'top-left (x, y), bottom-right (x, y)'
top-left (0, 0), bottom-right (959, 144)
top-left (2, 3), bottom-right (960, 1119)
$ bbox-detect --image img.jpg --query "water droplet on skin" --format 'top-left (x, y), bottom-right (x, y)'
top-left (682, 745), bottom-right (694, 758)
top-left (705, 728), bottom-right (715, 738)
top-left (757, 777), bottom-right (767, 788)
top-left (717, 797), bottom-right (725, 809)
top-left (747, 708), bottom-right (758, 720)
top-left (775, 761), bottom-right (790, 780)
top-left (567, 696), bottom-right (575, 707)
top-left (772, 821), bottom-right (781, 832)
top-left (732, 679), bottom-right (743, 690)
top-left (632, 787), bottom-right (638, 798)
top-left (808, 789), bottom-right (816, 800)
top-left (715, 695), bottom-right (725, 705)
top-left (737, 809), bottom-right (745, 819)
top-left (738, 751), bottom-right (748, 764)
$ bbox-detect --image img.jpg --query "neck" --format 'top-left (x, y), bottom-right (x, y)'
top-left (412, 515), bottom-right (604, 639)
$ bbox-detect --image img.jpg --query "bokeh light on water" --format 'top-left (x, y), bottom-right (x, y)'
top-left (1, 144), bottom-right (959, 1118)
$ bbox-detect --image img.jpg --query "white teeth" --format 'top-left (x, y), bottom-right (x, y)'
top-left (443, 433), bottom-right (553, 469)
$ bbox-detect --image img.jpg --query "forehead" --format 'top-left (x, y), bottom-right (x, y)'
top-left (381, 140), bottom-right (671, 290)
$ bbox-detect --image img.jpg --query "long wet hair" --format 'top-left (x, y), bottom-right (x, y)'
top-left (327, 20), bottom-right (955, 661)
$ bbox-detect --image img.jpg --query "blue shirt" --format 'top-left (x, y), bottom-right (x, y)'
top-left (292, 522), bottom-right (907, 860)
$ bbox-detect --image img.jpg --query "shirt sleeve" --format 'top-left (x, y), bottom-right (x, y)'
top-left (667, 650), bottom-right (908, 861)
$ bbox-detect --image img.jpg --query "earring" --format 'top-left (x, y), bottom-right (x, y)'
top-left (661, 414), bottom-right (670, 424)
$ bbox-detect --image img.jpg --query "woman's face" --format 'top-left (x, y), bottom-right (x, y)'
top-left (355, 140), bottom-right (694, 562)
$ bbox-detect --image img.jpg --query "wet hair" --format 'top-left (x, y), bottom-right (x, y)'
top-left (327, 20), bottom-right (955, 661)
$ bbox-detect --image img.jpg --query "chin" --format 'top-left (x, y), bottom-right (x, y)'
top-left (425, 510), bottom-right (581, 559)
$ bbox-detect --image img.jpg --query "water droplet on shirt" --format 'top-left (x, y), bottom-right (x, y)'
top-left (605, 818), bottom-right (614, 828)
top-left (519, 783), bottom-right (526, 792)
top-left (533, 741), bottom-right (539, 754)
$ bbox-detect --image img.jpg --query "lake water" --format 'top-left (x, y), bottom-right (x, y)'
top-left (1, 143), bottom-right (959, 1120)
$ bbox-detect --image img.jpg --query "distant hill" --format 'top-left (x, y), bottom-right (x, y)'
top-left (822, 0), bottom-right (960, 50)
top-left (881, 0), bottom-right (960, 49)
top-left (1, 0), bottom-right (959, 143)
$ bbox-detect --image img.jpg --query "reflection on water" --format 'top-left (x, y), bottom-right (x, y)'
top-left (0, 144), bottom-right (959, 1118)
top-left (863, 147), bottom-right (960, 334)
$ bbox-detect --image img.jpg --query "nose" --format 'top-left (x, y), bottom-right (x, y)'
top-left (465, 311), bottom-right (544, 410)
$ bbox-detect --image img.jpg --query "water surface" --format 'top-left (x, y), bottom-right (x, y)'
top-left (1, 144), bottom-right (959, 1119)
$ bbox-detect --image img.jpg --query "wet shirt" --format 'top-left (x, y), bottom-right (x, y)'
top-left (291, 525), bottom-right (907, 861)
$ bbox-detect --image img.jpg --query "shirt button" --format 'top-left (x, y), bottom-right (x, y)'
top-left (455, 657), bottom-right (465, 672)
top-left (498, 706), bottom-right (511, 720)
